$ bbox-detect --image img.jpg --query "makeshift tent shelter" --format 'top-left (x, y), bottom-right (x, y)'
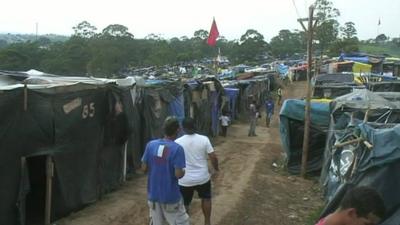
top-left (312, 73), bottom-right (357, 99)
top-left (338, 53), bottom-right (383, 74)
top-left (279, 99), bottom-right (331, 174)
top-left (220, 74), bottom-right (273, 121)
top-left (236, 77), bottom-right (271, 120)
top-left (313, 73), bottom-right (354, 85)
top-left (367, 81), bottom-right (400, 92)
top-left (289, 62), bottom-right (307, 81)
top-left (183, 77), bottom-right (225, 136)
top-left (383, 58), bottom-right (400, 77)
top-left (223, 88), bottom-right (240, 119)
top-left (319, 123), bottom-right (400, 224)
top-left (313, 85), bottom-right (355, 99)
top-left (319, 89), bottom-right (400, 224)
top-left (0, 71), bottom-right (135, 225)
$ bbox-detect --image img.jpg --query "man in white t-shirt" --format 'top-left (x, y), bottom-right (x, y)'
top-left (175, 117), bottom-right (219, 225)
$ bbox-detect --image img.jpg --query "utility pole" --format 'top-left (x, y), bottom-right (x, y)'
top-left (35, 22), bottom-right (39, 41)
top-left (297, 5), bottom-right (318, 178)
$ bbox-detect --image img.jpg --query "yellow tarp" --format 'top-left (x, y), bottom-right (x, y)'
top-left (351, 62), bottom-right (372, 84)
top-left (311, 98), bottom-right (332, 103)
top-left (352, 62), bottom-right (372, 74)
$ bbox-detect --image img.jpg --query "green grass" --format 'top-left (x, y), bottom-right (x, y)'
top-left (359, 43), bottom-right (400, 57)
top-left (304, 205), bottom-right (325, 225)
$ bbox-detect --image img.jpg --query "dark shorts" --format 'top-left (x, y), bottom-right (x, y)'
top-left (179, 180), bottom-right (211, 206)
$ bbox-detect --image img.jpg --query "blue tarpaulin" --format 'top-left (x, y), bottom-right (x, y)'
top-left (340, 56), bottom-right (369, 64)
top-left (224, 88), bottom-right (239, 119)
top-left (168, 94), bottom-right (185, 121)
top-left (280, 99), bottom-right (330, 126)
top-left (277, 64), bottom-right (289, 77)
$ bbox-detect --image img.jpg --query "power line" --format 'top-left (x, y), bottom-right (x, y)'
top-left (291, 0), bottom-right (302, 19)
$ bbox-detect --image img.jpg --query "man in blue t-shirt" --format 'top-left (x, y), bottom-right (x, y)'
top-left (265, 99), bottom-right (274, 127)
top-left (141, 117), bottom-right (190, 225)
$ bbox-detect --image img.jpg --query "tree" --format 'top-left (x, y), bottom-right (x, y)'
top-left (269, 29), bottom-right (306, 58)
top-left (0, 40), bottom-right (8, 49)
top-left (0, 49), bottom-right (29, 70)
top-left (0, 42), bottom-right (48, 71)
top-left (236, 29), bottom-right (269, 63)
top-left (72, 21), bottom-right (97, 38)
top-left (314, 0), bottom-right (340, 55)
top-left (376, 34), bottom-right (388, 43)
top-left (41, 37), bottom-right (91, 75)
top-left (145, 33), bottom-right (164, 40)
top-left (101, 24), bottom-right (134, 39)
top-left (392, 37), bottom-right (400, 47)
top-left (35, 37), bottom-right (52, 46)
top-left (340, 22), bottom-right (357, 39)
top-left (193, 29), bottom-right (209, 40)
top-left (329, 38), bottom-right (359, 56)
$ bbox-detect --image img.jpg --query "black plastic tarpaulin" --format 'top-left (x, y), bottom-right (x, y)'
top-left (318, 89), bottom-right (400, 224)
top-left (0, 76), bottom-right (132, 225)
top-left (319, 123), bottom-right (400, 224)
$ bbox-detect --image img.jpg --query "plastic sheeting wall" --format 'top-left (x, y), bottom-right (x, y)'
top-left (279, 99), bottom-right (330, 174)
top-left (0, 85), bottom-right (129, 225)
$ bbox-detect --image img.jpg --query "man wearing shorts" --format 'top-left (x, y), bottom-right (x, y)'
top-left (175, 117), bottom-right (219, 225)
top-left (141, 117), bottom-right (190, 225)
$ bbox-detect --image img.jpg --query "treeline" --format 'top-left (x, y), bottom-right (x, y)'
top-left (0, 0), bottom-right (372, 77)
top-left (0, 22), bottom-right (271, 77)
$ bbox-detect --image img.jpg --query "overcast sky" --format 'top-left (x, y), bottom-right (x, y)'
top-left (1, 0), bottom-right (399, 41)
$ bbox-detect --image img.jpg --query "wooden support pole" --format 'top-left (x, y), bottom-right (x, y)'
top-left (123, 142), bottom-right (128, 182)
top-left (300, 5), bottom-right (315, 178)
top-left (364, 109), bottom-right (369, 122)
top-left (24, 82), bottom-right (28, 111)
top-left (363, 141), bottom-right (373, 149)
top-left (334, 138), bottom-right (362, 148)
top-left (45, 155), bottom-right (54, 225)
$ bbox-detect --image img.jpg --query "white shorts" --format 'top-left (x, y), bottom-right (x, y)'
top-left (148, 199), bottom-right (190, 225)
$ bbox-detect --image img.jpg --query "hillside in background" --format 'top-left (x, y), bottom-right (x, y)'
top-left (0, 33), bottom-right (69, 46)
top-left (359, 42), bottom-right (400, 57)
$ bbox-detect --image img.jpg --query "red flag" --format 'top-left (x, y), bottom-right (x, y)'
top-left (207, 18), bottom-right (219, 46)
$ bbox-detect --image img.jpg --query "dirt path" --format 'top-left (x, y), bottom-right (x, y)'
top-left (57, 81), bottom-right (323, 225)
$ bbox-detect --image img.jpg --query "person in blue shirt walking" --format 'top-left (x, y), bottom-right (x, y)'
top-left (141, 116), bottom-right (190, 225)
top-left (265, 98), bottom-right (274, 127)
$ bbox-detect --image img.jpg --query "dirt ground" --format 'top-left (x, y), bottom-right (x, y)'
top-left (57, 81), bottom-right (324, 225)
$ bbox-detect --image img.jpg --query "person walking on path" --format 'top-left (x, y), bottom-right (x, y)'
top-left (315, 186), bottom-right (385, 225)
top-left (277, 87), bottom-right (283, 105)
top-left (175, 117), bottom-right (219, 225)
top-left (248, 100), bottom-right (258, 136)
top-left (265, 98), bottom-right (274, 127)
top-left (219, 112), bottom-right (230, 137)
top-left (141, 117), bottom-right (190, 225)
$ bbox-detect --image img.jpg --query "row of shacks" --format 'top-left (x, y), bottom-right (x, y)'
top-left (0, 69), bottom-right (274, 225)
top-left (279, 71), bottom-right (400, 224)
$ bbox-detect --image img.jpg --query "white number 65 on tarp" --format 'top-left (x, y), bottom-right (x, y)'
top-left (82, 102), bottom-right (95, 119)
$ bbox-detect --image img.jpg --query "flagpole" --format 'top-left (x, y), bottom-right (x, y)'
top-left (207, 17), bottom-right (220, 74)
top-left (377, 18), bottom-right (381, 37)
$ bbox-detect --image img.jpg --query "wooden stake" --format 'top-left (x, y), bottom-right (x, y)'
top-left (123, 142), bottom-right (127, 182)
top-left (45, 156), bottom-right (54, 225)
top-left (24, 82), bottom-right (28, 111)
top-left (300, 5), bottom-right (317, 178)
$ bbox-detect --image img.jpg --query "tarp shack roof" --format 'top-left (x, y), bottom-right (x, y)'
top-left (333, 89), bottom-right (400, 111)
top-left (314, 73), bottom-right (354, 85)
top-left (0, 70), bottom-right (136, 91)
top-left (339, 53), bottom-right (384, 64)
